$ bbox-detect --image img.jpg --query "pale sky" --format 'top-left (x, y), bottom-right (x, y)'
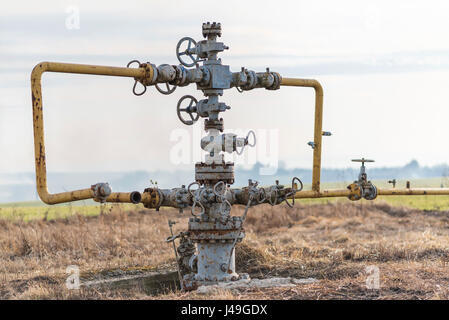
top-left (1, 0), bottom-right (449, 175)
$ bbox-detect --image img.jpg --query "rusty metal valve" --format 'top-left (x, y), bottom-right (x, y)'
top-left (347, 158), bottom-right (378, 201)
top-left (91, 182), bottom-right (112, 203)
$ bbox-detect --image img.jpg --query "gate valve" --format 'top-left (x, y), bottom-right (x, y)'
top-left (352, 158), bottom-right (374, 182)
top-left (347, 158), bottom-right (378, 201)
top-left (154, 64), bottom-right (177, 95)
top-left (200, 130), bottom-right (256, 155)
top-left (388, 179), bottom-right (397, 188)
top-left (247, 179), bottom-right (260, 205)
top-left (265, 180), bottom-right (285, 206)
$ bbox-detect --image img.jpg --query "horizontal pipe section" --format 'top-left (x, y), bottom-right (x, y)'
top-left (31, 62), bottom-right (150, 204)
top-left (292, 188), bottom-right (449, 200)
top-left (280, 77), bottom-right (324, 192)
top-left (378, 188), bottom-right (449, 196)
top-left (293, 189), bottom-right (351, 199)
top-left (96, 192), bottom-right (142, 204)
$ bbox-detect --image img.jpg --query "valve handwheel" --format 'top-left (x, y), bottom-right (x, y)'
top-left (176, 37), bottom-right (199, 67)
top-left (284, 177), bottom-right (303, 208)
top-left (236, 130), bottom-right (257, 155)
top-left (245, 130), bottom-right (256, 147)
top-left (155, 82), bottom-right (177, 95)
top-left (177, 95), bottom-right (199, 125)
top-left (352, 158), bottom-right (375, 164)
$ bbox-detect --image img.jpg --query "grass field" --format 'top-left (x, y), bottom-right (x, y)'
top-left (1, 178), bottom-right (448, 299)
top-left (1, 201), bottom-right (449, 299)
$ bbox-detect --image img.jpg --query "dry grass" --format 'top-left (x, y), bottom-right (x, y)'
top-left (1, 201), bottom-right (449, 299)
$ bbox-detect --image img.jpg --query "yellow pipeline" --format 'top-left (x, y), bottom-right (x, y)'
top-left (378, 188), bottom-right (449, 196)
top-left (31, 62), bottom-right (151, 204)
top-left (279, 77), bottom-right (449, 200)
top-left (280, 78), bottom-right (323, 192)
top-left (94, 192), bottom-right (142, 204)
top-left (292, 188), bottom-right (449, 200)
top-left (294, 189), bottom-right (351, 199)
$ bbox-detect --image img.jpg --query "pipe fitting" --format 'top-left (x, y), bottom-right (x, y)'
top-left (240, 70), bottom-right (257, 91)
top-left (265, 71), bottom-right (281, 90)
top-left (91, 183), bottom-right (112, 203)
top-left (156, 64), bottom-right (177, 82)
top-left (135, 62), bottom-right (157, 86)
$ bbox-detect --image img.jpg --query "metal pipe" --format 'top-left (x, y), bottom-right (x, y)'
top-left (279, 77), bottom-right (449, 200)
top-left (378, 188), bottom-right (449, 196)
top-left (95, 192), bottom-right (142, 204)
top-left (292, 188), bottom-right (449, 199)
top-left (280, 77), bottom-right (324, 192)
top-left (31, 62), bottom-right (151, 204)
top-left (294, 189), bottom-right (351, 199)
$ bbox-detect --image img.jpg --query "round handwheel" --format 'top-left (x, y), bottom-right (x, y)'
top-left (291, 176), bottom-right (304, 193)
top-left (284, 177), bottom-right (303, 208)
top-left (155, 82), bottom-right (177, 95)
top-left (213, 181), bottom-right (227, 198)
top-left (177, 95), bottom-right (199, 125)
top-left (245, 130), bottom-right (256, 147)
top-left (176, 37), bottom-right (199, 67)
top-left (257, 188), bottom-right (267, 204)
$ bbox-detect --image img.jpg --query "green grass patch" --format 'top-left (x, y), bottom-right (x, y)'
top-left (0, 202), bottom-right (148, 222)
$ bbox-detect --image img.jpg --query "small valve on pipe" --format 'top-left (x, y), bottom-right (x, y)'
top-left (347, 158), bottom-right (378, 201)
top-left (307, 141), bottom-right (316, 149)
top-left (388, 179), bottom-right (397, 188)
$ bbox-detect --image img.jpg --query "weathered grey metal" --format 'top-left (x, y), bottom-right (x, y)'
top-left (136, 22), bottom-right (301, 290)
top-left (347, 158), bottom-right (378, 201)
top-left (195, 162), bottom-right (235, 185)
top-left (91, 183), bottom-right (112, 203)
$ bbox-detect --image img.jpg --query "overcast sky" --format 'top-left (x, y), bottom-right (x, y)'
top-left (1, 0), bottom-right (449, 176)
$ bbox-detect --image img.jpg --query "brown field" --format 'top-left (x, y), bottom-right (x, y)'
top-left (1, 201), bottom-right (449, 300)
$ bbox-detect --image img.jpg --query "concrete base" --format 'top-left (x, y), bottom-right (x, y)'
top-left (196, 277), bottom-right (318, 294)
top-left (183, 272), bottom-right (250, 291)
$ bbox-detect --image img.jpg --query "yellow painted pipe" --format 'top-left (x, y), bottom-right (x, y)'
top-left (378, 188), bottom-right (449, 196)
top-left (294, 189), bottom-right (351, 198)
top-left (292, 188), bottom-right (449, 200)
top-left (31, 62), bottom-right (152, 204)
top-left (275, 76), bottom-right (449, 201)
top-left (280, 77), bottom-right (323, 192)
top-left (94, 192), bottom-right (142, 204)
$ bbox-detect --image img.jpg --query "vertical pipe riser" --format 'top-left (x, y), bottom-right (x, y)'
top-left (196, 243), bottom-right (237, 282)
